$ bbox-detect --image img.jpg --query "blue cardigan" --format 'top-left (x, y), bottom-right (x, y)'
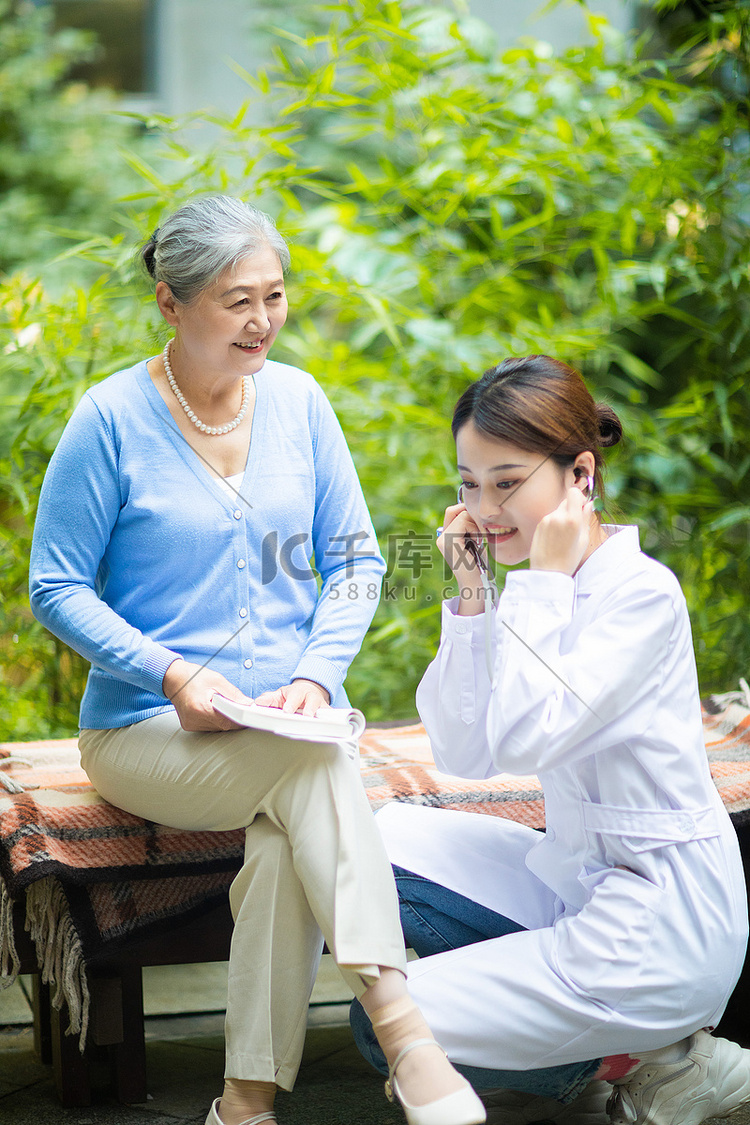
top-left (30, 358), bottom-right (385, 728)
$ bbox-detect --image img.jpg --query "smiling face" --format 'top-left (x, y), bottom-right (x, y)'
top-left (456, 421), bottom-right (581, 565)
top-left (162, 244), bottom-right (288, 381)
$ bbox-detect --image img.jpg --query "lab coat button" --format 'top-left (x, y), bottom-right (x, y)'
top-left (678, 815), bottom-right (694, 835)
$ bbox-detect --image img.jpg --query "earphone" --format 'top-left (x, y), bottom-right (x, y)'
top-left (575, 468), bottom-right (604, 513)
top-left (585, 475), bottom-right (604, 513)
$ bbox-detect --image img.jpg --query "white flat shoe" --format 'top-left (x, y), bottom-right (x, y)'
top-left (385, 1038), bottom-right (487, 1125)
top-left (204, 1098), bottom-right (276, 1125)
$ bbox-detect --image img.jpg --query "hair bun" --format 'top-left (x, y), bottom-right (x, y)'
top-left (140, 228), bottom-right (160, 279)
top-left (596, 403), bottom-right (622, 448)
top-left (141, 240), bottom-right (157, 278)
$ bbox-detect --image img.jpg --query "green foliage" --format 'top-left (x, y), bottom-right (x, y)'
top-left (0, 0), bottom-right (148, 736)
top-left (0, 0), bottom-right (140, 276)
top-left (0, 263), bottom-right (162, 738)
top-left (649, 0), bottom-right (750, 102)
top-left (1, 0), bottom-right (749, 736)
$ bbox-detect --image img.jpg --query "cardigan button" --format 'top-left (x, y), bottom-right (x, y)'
top-left (239, 607), bottom-right (248, 618)
top-left (233, 509), bottom-right (242, 519)
top-left (237, 559), bottom-right (246, 569)
top-left (244, 659), bottom-right (253, 669)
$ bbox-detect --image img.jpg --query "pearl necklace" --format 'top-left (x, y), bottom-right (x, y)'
top-left (162, 341), bottom-right (249, 436)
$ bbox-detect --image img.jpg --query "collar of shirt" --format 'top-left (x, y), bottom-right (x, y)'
top-left (574, 524), bottom-right (641, 596)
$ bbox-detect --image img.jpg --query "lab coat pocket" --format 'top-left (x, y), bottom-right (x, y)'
top-left (552, 866), bottom-right (666, 1010)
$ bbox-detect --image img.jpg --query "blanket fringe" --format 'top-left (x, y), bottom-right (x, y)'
top-left (0, 878), bottom-right (21, 986)
top-left (709, 677), bottom-right (750, 712)
top-left (23, 878), bottom-right (90, 1052)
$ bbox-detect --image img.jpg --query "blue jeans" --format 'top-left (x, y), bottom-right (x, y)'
top-left (350, 865), bottom-right (602, 1103)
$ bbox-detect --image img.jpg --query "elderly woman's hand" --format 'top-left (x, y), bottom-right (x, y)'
top-left (255, 679), bottom-right (330, 717)
top-left (162, 659), bottom-right (253, 732)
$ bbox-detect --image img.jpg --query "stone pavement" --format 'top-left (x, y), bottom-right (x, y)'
top-left (0, 1016), bottom-right (406, 1125)
top-left (2, 959), bottom-right (750, 1125)
top-left (0, 957), bottom-right (405, 1125)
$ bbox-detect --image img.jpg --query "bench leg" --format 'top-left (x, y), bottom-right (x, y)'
top-left (88, 967), bottom-right (148, 1103)
top-left (108, 967), bottom-right (148, 1103)
top-left (50, 1000), bottom-right (92, 1107)
top-left (45, 966), bottom-right (148, 1106)
top-left (31, 975), bottom-right (52, 1064)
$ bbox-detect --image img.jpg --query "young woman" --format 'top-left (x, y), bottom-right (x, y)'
top-left (29, 196), bottom-right (486, 1125)
top-left (352, 355), bottom-right (750, 1125)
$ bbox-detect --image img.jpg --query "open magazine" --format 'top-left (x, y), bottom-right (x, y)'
top-left (211, 693), bottom-right (366, 746)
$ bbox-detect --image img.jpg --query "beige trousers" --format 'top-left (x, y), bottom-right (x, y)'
top-left (79, 712), bottom-right (407, 1089)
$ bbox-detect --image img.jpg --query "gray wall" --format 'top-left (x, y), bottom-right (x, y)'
top-left (470, 0), bottom-right (631, 51)
top-left (154, 0), bottom-right (260, 117)
top-left (151, 0), bottom-right (634, 118)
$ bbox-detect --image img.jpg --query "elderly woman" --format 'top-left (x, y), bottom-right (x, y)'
top-left (29, 196), bottom-right (485, 1125)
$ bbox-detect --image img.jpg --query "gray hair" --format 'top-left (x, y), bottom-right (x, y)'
top-left (141, 195), bottom-right (290, 303)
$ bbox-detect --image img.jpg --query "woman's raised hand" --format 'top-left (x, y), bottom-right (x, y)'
top-left (529, 487), bottom-right (594, 576)
top-left (162, 659), bottom-right (253, 732)
top-left (255, 678), bottom-right (331, 716)
top-left (437, 502), bottom-right (487, 616)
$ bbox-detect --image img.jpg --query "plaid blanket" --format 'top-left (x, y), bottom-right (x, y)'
top-left (2, 691), bottom-right (750, 1046)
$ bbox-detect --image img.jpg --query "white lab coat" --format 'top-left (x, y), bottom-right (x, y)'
top-left (376, 526), bottom-right (748, 1071)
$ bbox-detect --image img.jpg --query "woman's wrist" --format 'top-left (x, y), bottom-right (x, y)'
top-left (293, 677), bottom-right (331, 705)
top-left (162, 656), bottom-right (188, 699)
top-left (456, 578), bottom-right (487, 617)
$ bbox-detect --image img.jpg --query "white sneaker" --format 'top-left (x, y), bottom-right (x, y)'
top-left (607, 1030), bottom-right (750, 1125)
top-left (481, 1080), bottom-right (610, 1124)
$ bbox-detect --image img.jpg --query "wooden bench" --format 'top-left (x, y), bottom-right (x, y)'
top-left (6, 709), bottom-right (750, 1107)
top-left (12, 894), bottom-right (235, 1106)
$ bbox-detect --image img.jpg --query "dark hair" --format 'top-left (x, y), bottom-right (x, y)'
top-left (452, 355), bottom-right (622, 505)
top-left (140, 195), bottom-right (290, 303)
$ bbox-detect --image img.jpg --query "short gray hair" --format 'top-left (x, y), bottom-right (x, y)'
top-left (141, 195), bottom-right (290, 303)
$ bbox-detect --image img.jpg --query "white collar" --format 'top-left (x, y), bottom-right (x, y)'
top-left (574, 524), bottom-right (641, 594)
